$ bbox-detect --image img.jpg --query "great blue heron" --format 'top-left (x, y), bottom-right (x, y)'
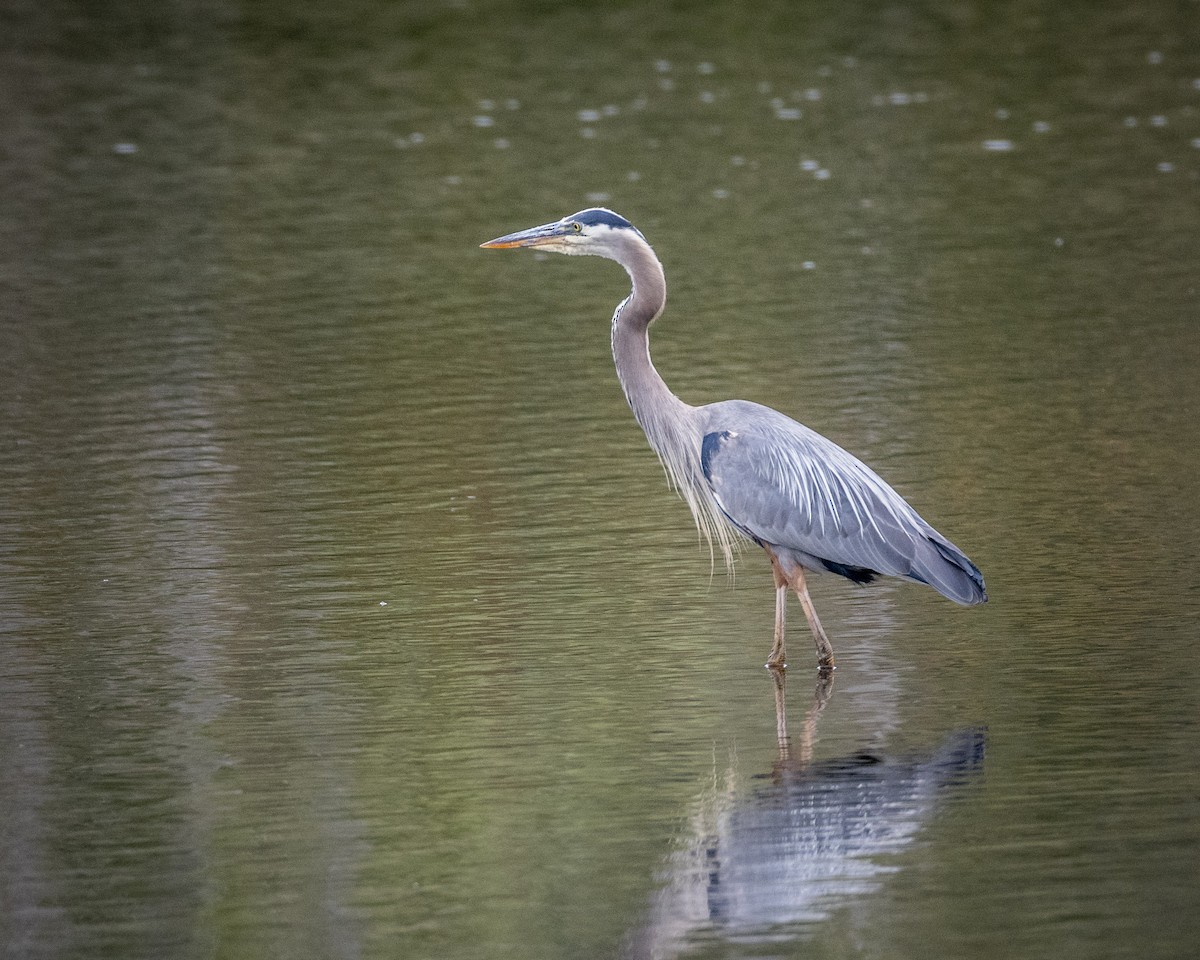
top-left (482, 208), bottom-right (986, 670)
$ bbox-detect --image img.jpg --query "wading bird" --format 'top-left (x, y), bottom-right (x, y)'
top-left (481, 209), bottom-right (985, 670)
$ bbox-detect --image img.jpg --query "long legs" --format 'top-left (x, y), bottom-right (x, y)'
top-left (766, 549), bottom-right (836, 670)
top-left (768, 578), bottom-right (788, 667)
top-left (795, 569), bottom-right (835, 668)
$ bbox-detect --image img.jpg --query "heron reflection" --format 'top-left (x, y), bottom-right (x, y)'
top-left (625, 671), bottom-right (985, 958)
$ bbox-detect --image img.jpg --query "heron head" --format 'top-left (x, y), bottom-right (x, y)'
top-left (481, 208), bottom-right (644, 258)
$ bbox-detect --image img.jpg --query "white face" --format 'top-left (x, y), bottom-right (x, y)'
top-left (551, 218), bottom-right (629, 257)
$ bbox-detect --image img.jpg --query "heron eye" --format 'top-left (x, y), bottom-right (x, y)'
top-left (572, 222), bottom-right (582, 233)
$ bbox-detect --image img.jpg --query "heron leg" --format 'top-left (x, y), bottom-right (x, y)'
top-left (790, 566), bottom-right (836, 669)
top-left (766, 558), bottom-right (789, 669)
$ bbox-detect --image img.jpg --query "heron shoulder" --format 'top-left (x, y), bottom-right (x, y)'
top-left (697, 399), bottom-right (848, 463)
top-left (696, 398), bottom-right (921, 542)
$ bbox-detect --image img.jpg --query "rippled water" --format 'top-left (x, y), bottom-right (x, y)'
top-left (3, 2), bottom-right (1199, 958)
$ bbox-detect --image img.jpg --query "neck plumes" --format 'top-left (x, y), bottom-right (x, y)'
top-left (608, 234), bottom-right (738, 569)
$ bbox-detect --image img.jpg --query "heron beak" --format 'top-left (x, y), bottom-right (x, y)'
top-left (480, 221), bottom-right (571, 249)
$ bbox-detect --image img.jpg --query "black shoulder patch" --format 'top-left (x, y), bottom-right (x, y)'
top-left (701, 430), bottom-right (730, 482)
top-left (701, 430), bottom-right (762, 546)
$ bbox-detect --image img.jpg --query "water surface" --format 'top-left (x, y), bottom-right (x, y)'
top-left (3, 2), bottom-right (1199, 958)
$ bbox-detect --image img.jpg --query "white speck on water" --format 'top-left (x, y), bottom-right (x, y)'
top-left (1147, 50), bottom-right (1164, 65)
top-left (655, 59), bottom-right (671, 73)
top-left (631, 97), bottom-right (648, 111)
top-left (802, 260), bottom-right (816, 270)
top-left (113, 142), bottom-right (138, 154)
top-left (586, 191), bottom-right (611, 203)
top-left (627, 170), bottom-right (641, 181)
top-left (800, 158), bottom-right (819, 171)
top-left (1193, 78), bottom-right (1200, 90)
top-left (861, 245), bottom-right (874, 255)
top-left (804, 88), bottom-right (822, 101)
top-left (995, 108), bottom-right (1010, 120)
top-left (1033, 120), bottom-right (1051, 133)
top-left (731, 155), bottom-right (746, 166)
top-left (444, 175), bottom-right (462, 186)
top-left (814, 168), bottom-right (831, 179)
top-left (889, 92), bottom-right (912, 105)
top-left (473, 115), bottom-right (494, 128)
top-left (1055, 237), bottom-right (1065, 247)
top-left (712, 188), bottom-right (730, 199)
top-left (1150, 115), bottom-right (1167, 127)
top-left (578, 108), bottom-right (601, 122)
top-left (478, 99), bottom-right (495, 111)
top-left (580, 127), bottom-right (596, 139)
top-left (698, 61), bottom-right (715, 74)
top-left (493, 138), bottom-right (510, 149)
top-left (505, 98), bottom-right (521, 110)
top-left (379, 601), bottom-right (388, 607)
top-left (603, 104), bottom-right (620, 117)
top-left (699, 90), bottom-right (715, 104)
top-left (983, 139), bottom-right (1015, 151)
top-left (1157, 161), bottom-right (1175, 173)
top-left (1191, 138), bottom-right (1200, 149)
top-left (775, 106), bottom-right (802, 120)
top-left (408, 131), bottom-right (425, 145)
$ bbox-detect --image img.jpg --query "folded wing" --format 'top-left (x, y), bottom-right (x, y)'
top-left (699, 403), bottom-right (985, 604)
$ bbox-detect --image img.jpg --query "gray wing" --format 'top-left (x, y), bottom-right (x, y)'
top-left (699, 402), bottom-right (985, 604)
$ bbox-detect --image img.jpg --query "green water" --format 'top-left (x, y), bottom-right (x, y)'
top-left (3, 2), bottom-right (1198, 958)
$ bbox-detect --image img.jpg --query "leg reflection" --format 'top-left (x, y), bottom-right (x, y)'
top-left (771, 665), bottom-right (835, 766)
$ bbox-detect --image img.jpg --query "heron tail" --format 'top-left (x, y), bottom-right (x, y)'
top-left (910, 533), bottom-right (987, 605)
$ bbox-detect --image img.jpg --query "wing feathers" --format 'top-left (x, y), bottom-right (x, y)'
top-left (700, 403), bottom-right (986, 604)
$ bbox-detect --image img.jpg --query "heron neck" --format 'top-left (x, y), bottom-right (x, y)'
top-left (610, 243), bottom-right (692, 437)
top-left (606, 234), bottom-right (737, 569)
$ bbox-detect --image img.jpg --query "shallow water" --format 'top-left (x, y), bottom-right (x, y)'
top-left (3, 2), bottom-right (1199, 958)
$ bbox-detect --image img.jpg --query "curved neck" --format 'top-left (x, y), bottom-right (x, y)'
top-left (602, 229), bottom-right (737, 569)
top-left (609, 236), bottom-right (690, 430)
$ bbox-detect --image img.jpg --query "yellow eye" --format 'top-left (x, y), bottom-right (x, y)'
top-left (572, 222), bottom-right (582, 233)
